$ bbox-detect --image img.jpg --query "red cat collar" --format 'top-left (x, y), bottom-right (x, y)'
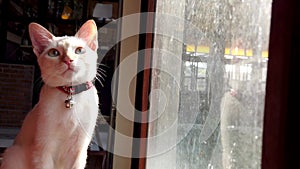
top-left (56, 81), bottom-right (94, 108)
top-left (57, 81), bottom-right (94, 95)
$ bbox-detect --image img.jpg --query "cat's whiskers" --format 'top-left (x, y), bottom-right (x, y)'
top-left (95, 64), bottom-right (108, 87)
top-left (97, 68), bottom-right (107, 77)
top-left (97, 63), bottom-right (109, 67)
top-left (95, 75), bottom-right (104, 87)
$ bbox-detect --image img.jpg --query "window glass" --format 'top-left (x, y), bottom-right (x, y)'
top-left (146, 0), bottom-right (272, 168)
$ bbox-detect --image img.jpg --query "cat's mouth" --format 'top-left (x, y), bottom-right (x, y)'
top-left (63, 67), bottom-right (74, 73)
top-left (62, 65), bottom-right (79, 77)
top-left (64, 63), bottom-right (79, 72)
top-left (67, 67), bottom-right (75, 71)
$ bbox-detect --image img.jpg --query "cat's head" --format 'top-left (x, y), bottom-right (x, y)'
top-left (28, 20), bottom-right (98, 87)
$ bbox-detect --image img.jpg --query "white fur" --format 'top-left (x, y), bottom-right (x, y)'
top-left (0, 20), bottom-right (99, 169)
top-left (1, 87), bottom-right (98, 169)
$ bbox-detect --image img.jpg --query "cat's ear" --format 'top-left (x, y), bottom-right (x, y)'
top-left (28, 23), bottom-right (54, 56)
top-left (75, 20), bottom-right (98, 51)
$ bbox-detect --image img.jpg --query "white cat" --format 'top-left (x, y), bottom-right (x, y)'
top-left (0, 20), bottom-right (99, 169)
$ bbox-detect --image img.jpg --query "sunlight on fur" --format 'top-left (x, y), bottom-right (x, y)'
top-left (0, 20), bottom-right (100, 169)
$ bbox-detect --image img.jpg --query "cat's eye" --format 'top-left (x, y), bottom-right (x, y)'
top-left (75, 47), bottom-right (86, 54)
top-left (48, 49), bottom-right (60, 57)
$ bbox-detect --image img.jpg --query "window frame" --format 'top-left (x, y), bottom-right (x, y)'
top-left (131, 0), bottom-right (300, 169)
top-left (261, 0), bottom-right (300, 168)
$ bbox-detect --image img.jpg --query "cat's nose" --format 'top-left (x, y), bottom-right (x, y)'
top-left (63, 57), bottom-right (74, 66)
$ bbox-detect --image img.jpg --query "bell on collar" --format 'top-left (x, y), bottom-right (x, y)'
top-left (65, 95), bottom-right (75, 108)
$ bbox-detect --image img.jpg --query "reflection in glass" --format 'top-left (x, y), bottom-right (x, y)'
top-left (146, 0), bottom-right (272, 169)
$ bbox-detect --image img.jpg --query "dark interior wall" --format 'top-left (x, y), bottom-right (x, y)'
top-left (0, 63), bottom-right (34, 127)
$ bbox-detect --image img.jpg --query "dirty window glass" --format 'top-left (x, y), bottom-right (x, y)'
top-left (146, 0), bottom-right (272, 169)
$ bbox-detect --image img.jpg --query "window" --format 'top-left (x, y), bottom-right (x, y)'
top-left (145, 0), bottom-right (272, 168)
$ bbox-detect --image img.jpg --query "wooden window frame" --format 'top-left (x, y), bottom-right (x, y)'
top-left (262, 0), bottom-right (300, 169)
top-left (131, 0), bottom-right (156, 169)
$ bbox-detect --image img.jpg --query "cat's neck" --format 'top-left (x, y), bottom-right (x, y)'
top-left (38, 81), bottom-right (95, 109)
top-left (56, 81), bottom-right (94, 95)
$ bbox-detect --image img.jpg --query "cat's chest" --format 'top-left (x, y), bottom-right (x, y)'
top-left (36, 85), bottom-right (98, 130)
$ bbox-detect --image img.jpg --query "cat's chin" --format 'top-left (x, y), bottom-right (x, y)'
top-left (43, 70), bottom-right (95, 87)
top-left (61, 66), bottom-right (85, 80)
top-left (43, 75), bottom-right (81, 87)
top-left (62, 69), bottom-right (77, 77)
